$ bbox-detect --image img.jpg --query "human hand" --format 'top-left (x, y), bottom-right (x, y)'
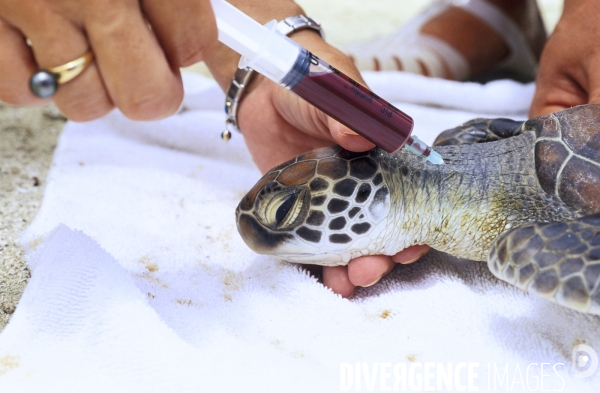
top-left (529, 0), bottom-right (600, 117)
top-left (0, 0), bottom-right (217, 121)
top-left (234, 30), bottom-right (431, 297)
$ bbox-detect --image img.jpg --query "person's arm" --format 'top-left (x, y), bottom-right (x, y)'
top-left (530, 0), bottom-right (600, 117)
top-left (203, 0), bottom-right (430, 297)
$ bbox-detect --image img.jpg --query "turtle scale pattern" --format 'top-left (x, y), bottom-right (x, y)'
top-left (489, 213), bottom-right (600, 312)
top-left (236, 105), bottom-right (600, 315)
top-left (434, 104), bottom-right (600, 314)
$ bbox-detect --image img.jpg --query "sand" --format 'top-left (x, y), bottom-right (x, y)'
top-left (0, 104), bottom-right (65, 329)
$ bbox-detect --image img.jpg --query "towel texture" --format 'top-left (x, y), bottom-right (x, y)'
top-left (0, 72), bottom-right (598, 392)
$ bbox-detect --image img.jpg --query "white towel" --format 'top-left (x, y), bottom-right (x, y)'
top-left (1, 72), bottom-right (598, 392)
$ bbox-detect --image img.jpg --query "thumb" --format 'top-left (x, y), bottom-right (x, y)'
top-left (529, 74), bottom-right (587, 118)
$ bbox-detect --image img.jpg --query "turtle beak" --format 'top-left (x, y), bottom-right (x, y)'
top-left (236, 213), bottom-right (294, 254)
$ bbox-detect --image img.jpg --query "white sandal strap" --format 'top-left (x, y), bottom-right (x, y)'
top-left (454, 0), bottom-right (538, 79)
top-left (393, 54), bottom-right (426, 75)
top-left (371, 43), bottom-right (448, 78)
top-left (343, 0), bottom-right (538, 81)
top-left (413, 35), bottom-right (470, 80)
top-left (349, 54), bottom-right (379, 72)
top-left (398, 44), bottom-right (447, 78)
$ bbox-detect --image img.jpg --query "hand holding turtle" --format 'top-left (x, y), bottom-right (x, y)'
top-left (0, 0), bottom-right (217, 121)
top-left (530, 0), bottom-right (600, 117)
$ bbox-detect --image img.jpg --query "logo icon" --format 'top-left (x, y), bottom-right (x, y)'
top-left (572, 344), bottom-right (598, 378)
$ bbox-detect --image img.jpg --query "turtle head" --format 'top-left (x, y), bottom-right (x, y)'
top-left (236, 146), bottom-right (392, 266)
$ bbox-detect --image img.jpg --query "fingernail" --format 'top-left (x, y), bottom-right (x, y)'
top-left (363, 277), bottom-right (381, 287)
top-left (398, 256), bottom-right (421, 265)
top-left (340, 127), bottom-right (359, 136)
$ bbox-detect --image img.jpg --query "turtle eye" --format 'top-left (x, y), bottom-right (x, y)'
top-left (275, 194), bottom-right (297, 226)
top-left (263, 190), bottom-right (304, 229)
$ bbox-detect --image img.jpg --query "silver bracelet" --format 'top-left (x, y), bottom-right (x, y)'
top-left (221, 15), bottom-right (325, 141)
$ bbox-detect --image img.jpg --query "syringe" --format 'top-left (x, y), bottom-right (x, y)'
top-left (210, 0), bottom-right (444, 165)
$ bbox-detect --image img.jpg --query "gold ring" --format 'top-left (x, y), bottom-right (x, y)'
top-left (29, 51), bottom-right (94, 98)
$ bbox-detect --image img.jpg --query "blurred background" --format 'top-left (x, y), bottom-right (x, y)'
top-left (296, 0), bottom-right (562, 47)
top-left (187, 0), bottom-right (563, 75)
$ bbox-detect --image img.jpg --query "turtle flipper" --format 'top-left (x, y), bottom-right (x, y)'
top-left (488, 213), bottom-right (600, 315)
top-left (434, 118), bottom-right (525, 146)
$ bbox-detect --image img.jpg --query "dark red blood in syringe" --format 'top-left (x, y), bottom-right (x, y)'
top-left (290, 68), bottom-right (413, 153)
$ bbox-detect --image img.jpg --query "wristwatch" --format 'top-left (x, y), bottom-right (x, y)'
top-left (275, 15), bottom-right (325, 39)
top-left (222, 15), bottom-right (325, 140)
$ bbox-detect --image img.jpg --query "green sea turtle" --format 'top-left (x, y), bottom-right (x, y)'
top-left (236, 104), bottom-right (600, 315)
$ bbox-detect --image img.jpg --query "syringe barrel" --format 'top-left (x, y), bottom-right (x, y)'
top-left (280, 49), bottom-right (414, 153)
top-left (238, 25), bottom-right (415, 154)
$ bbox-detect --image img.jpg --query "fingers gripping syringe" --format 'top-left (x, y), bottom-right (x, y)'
top-left (209, 0), bottom-right (444, 165)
